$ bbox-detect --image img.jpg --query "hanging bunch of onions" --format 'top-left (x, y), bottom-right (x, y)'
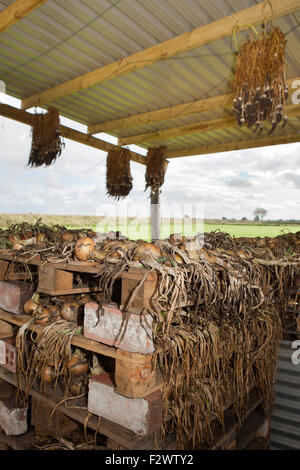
top-left (106, 147), bottom-right (133, 200)
top-left (28, 106), bottom-right (65, 167)
top-left (233, 25), bottom-right (288, 134)
top-left (145, 145), bottom-right (167, 192)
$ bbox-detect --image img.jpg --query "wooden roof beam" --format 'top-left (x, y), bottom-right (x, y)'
top-left (88, 77), bottom-right (299, 135)
top-left (166, 133), bottom-right (300, 158)
top-left (21, 0), bottom-right (300, 110)
top-left (0, 0), bottom-right (48, 33)
top-left (0, 104), bottom-right (146, 165)
top-left (118, 104), bottom-right (300, 146)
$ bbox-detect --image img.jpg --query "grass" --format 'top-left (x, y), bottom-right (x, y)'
top-left (0, 213), bottom-right (299, 240)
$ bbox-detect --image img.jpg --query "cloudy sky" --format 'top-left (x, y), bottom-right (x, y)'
top-left (0, 92), bottom-right (299, 221)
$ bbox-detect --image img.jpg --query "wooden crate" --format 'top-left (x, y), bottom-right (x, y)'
top-left (115, 349), bottom-right (163, 398)
top-left (37, 265), bottom-right (101, 295)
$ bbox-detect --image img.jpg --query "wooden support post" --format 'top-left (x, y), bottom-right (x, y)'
top-left (151, 188), bottom-right (160, 241)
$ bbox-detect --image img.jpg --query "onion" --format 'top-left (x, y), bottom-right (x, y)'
top-left (24, 294), bottom-right (40, 315)
top-left (74, 237), bottom-right (95, 261)
top-left (60, 302), bottom-right (79, 323)
top-left (41, 366), bottom-right (54, 383)
top-left (12, 243), bottom-right (23, 251)
top-left (34, 307), bottom-right (51, 324)
top-left (48, 305), bottom-right (61, 321)
top-left (66, 350), bottom-right (89, 376)
top-left (133, 242), bottom-right (162, 260)
top-left (61, 232), bottom-right (74, 243)
top-left (36, 232), bottom-right (47, 244)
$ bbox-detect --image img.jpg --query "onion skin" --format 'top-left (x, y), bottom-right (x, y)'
top-left (74, 237), bottom-right (95, 261)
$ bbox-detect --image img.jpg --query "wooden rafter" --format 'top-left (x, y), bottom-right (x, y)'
top-left (0, 0), bottom-right (47, 33)
top-left (88, 77), bottom-right (299, 135)
top-left (166, 133), bottom-right (300, 159)
top-left (21, 0), bottom-right (300, 110)
top-left (0, 104), bottom-right (146, 165)
top-left (118, 104), bottom-right (300, 146)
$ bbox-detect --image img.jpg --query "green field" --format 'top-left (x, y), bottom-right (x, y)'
top-left (0, 213), bottom-right (299, 240)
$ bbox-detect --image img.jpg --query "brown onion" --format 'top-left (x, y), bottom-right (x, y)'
top-left (34, 307), bottom-right (51, 324)
top-left (61, 232), bottom-right (74, 243)
top-left (60, 302), bottom-right (79, 323)
top-left (41, 366), bottom-right (54, 383)
top-left (66, 350), bottom-right (89, 376)
top-left (24, 294), bottom-right (40, 315)
top-left (36, 232), bottom-right (47, 244)
top-left (74, 237), bottom-right (95, 261)
top-left (133, 242), bottom-right (162, 260)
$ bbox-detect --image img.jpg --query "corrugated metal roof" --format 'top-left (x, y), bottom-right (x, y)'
top-left (0, 0), bottom-right (300, 155)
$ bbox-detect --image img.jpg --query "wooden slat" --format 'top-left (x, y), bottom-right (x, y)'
top-left (0, 104), bottom-right (146, 165)
top-left (88, 76), bottom-right (300, 134)
top-left (0, 0), bottom-right (47, 33)
top-left (166, 132), bottom-right (300, 159)
top-left (119, 104), bottom-right (300, 146)
top-left (21, 0), bottom-right (300, 110)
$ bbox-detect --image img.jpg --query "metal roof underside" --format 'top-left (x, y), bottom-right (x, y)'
top-left (0, 0), bottom-right (300, 155)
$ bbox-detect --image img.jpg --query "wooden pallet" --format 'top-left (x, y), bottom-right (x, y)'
top-left (0, 368), bottom-right (156, 450)
top-left (0, 251), bottom-right (193, 310)
top-left (0, 309), bottom-right (163, 399)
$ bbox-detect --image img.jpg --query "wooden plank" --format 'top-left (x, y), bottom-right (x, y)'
top-left (119, 104), bottom-right (300, 146)
top-left (0, 260), bottom-right (9, 281)
top-left (0, 104), bottom-right (146, 165)
top-left (21, 0), bottom-right (300, 109)
top-left (37, 287), bottom-right (101, 295)
top-left (166, 132), bottom-right (300, 159)
top-left (0, 368), bottom-right (146, 449)
top-left (0, 309), bottom-right (157, 363)
top-left (0, 0), bottom-right (47, 34)
top-left (210, 390), bottom-right (261, 450)
top-left (87, 76), bottom-right (300, 134)
top-left (236, 406), bottom-right (268, 450)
